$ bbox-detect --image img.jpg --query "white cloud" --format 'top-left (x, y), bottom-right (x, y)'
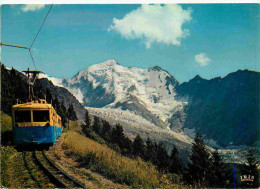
top-left (21, 4), bottom-right (45, 12)
top-left (194, 53), bottom-right (211, 67)
top-left (108, 4), bottom-right (192, 48)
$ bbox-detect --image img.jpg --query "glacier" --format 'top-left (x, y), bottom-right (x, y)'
top-left (55, 59), bottom-right (187, 125)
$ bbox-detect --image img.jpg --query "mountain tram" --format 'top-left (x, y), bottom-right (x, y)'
top-left (12, 99), bottom-right (62, 145)
top-left (12, 69), bottom-right (62, 146)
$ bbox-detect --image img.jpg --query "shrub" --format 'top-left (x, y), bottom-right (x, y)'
top-left (1, 112), bottom-right (13, 146)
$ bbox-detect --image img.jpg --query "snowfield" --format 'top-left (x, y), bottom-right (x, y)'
top-left (39, 73), bottom-right (64, 87)
top-left (39, 73), bottom-right (85, 103)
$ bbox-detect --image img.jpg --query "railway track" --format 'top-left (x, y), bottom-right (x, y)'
top-left (23, 150), bottom-right (85, 188)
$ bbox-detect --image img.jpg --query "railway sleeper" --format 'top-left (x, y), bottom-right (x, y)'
top-left (33, 151), bottom-right (68, 188)
top-left (35, 151), bottom-right (84, 188)
top-left (22, 152), bottom-right (42, 188)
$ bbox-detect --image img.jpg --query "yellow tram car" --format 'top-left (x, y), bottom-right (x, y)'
top-left (12, 99), bottom-right (62, 145)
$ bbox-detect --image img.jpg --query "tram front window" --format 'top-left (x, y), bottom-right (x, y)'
top-left (33, 111), bottom-right (50, 122)
top-left (15, 111), bottom-right (31, 122)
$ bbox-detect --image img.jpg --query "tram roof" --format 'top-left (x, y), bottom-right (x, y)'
top-left (12, 100), bottom-right (53, 110)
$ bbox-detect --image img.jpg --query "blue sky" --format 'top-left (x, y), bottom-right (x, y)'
top-left (1, 4), bottom-right (259, 83)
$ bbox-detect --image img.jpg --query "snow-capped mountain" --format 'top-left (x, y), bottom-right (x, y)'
top-left (43, 59), bottom-right (260, 148)
top-left (41, 60), bottom-right (193, 157)
top-left (57, 59), bottom-right (187, 127)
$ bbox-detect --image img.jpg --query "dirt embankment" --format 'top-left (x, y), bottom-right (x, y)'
top-left (46, 133), bottom-right (128, 189)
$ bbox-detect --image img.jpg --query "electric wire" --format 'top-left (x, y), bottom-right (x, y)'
top-left (29, 49), bottom-right (37, 70)
top-left (27, 4), bottom-right (53, 70)
top-left (0, 43), bottom-right (29, 49)
top-left (30, 4), bottom-right (53, 49)
top-left (1, 4), bottom-right (53, 71)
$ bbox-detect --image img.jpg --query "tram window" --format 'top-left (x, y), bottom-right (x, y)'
top-left (15, 111), bottom-right (31, 122)
top-left (33, 111), bottom-right (50, 122)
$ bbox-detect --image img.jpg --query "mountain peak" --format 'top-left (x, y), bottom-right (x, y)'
top-left (97, 59), bottom-right (119, 67)
top-left (85, 59), bottom-right (120, 72)
top-left (148, 66), bottom-right (163, 72)
top-left (193, 74), bottom-right (203, 80)
top-left (148, 65), bottom-right (173, 76)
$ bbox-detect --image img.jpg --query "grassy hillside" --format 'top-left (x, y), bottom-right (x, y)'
top-left (1, 111), bottom-right (12, 132)
top-left (62, 131), bottom-right (181, 188)
top-left (1, 111), bottom-right (13, 146)
top-left (0, 112), bottom-right (57, 187)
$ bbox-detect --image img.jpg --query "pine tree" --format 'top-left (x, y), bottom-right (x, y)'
top-left (111, 124), bottom-right (126, 150)
top-left (186, 132), bottom-right (212, 187)
top-left (241, 149), bottom-right (259, 188)
top-left (60, 101), bottom-right (68, 126)
top-left (102, 120), bottom-right (111, 140)
top-left (93, 116), bottom-right (102, 135)
top-left (46, 88), bottom-right (53, 104)
top-left (68, 103), bottom-right (78, 121)
top-left (53, 97), bottom-right (60, 113)
top-left (210, 150), bottom-right (229, 187)
top-left (34, 80), bottom-right (45, 99)
top-left (1, 65), bottom-right (14, 114)
top-left (144, 137), bottom-right (156, 162)
top-left (84, 109), bottom-right (91, 127)
top-left (156, 143), bottom-right (170, 172)
top-left (1, 65), bottom-right (28, 114)
top-left (133, 134), bottom-right (145, 158)
top-left (122, 136), bottom-right (133, 156)
top-left (169, 146), bottom-right (183, 175)
top-left (61, 101), bottom-right (66, 110)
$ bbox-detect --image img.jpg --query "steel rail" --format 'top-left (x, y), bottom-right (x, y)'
top-left (22, 152), bottom-right (42, 188)
top-left (37, 151), bottom-right (85, 188)
top-left (32, 151), bottom-right (67, 188)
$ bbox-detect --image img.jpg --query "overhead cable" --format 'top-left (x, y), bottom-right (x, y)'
top-left (28, 49), bottom-right (37, 70)
top-left (1, 4), bottom-right (53, 70)
top-left (0, 43), bottom-right (29, 49)
top-left (30, 4), bottom-right (53, 49)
